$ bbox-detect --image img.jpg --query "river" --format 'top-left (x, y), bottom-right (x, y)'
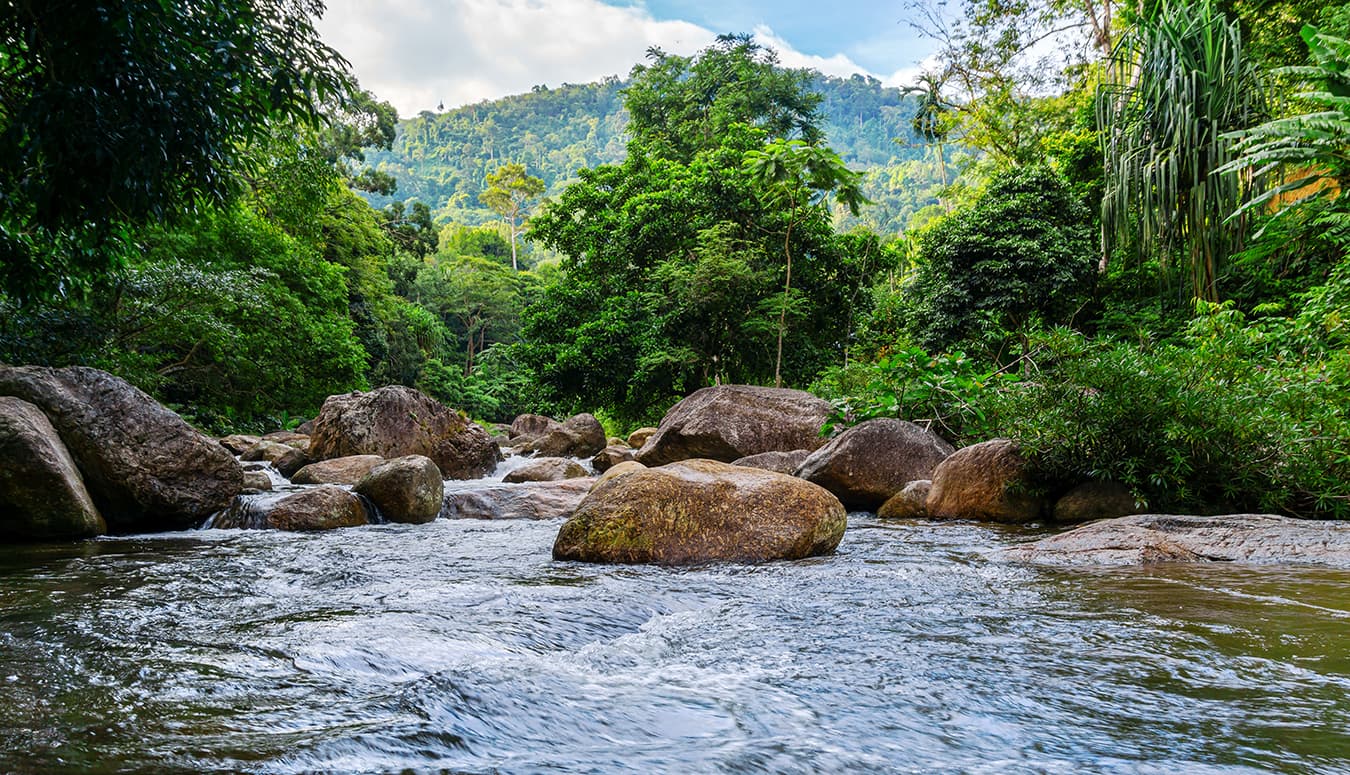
top-left (1, 504), bottom-right (1348, 773)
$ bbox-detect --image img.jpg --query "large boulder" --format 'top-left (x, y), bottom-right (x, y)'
top-left (627, 427), bottom-right (659, 449)
top-left (211, 486), bottom-right (369, 531)
top-left (504, 457), bottom-right (589, 483)
top-left (553, 459), bottom-right (846, 565)
top-left (795, 419), bottom-right (953, 511)
top-left (520, 413), bottom-right (607, 459)
top-left (877, 480), bottom-right (932, 520)
top-left (731, 450), bottom-right (811, 474)
top-left (355, 455), bottom-right (444, 524)
top-left (1052, 481), bottom-right (1139, 524)
top-left (308, 386), bottom-right (500, 479)
top-left (0, 366), bottom-right (242, 531)
top-left (509, 413), bottom-right (558, 440)
top-left (926, 439), bottom-right (1043, 523)
top-left (291, 455), bottom-right (386, 485)
top-left (442, 478), bottom-right (595, 520)
top-left (634, 385), bottom-right (832, 467)
top-left (0, 397), bottom-right (106, 540)
top-left (1002, 513), bottom-right (1350, 567)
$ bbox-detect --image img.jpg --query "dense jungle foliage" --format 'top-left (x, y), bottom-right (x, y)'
top-left (1, 2), bottom-right (1347, 518)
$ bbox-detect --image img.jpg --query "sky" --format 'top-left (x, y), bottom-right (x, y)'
top-left (317, 0), bottom-right (937, 117)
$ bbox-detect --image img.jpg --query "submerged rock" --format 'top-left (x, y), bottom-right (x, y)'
top-left (0, 396), bottom-right (106, 540)
top-left (553, 459), bottom-right (846, 565)
top-left (442, 478), bottom-right (595, 520)
top-left (355, 455), bottom-right (444, 524)
top-left (731, 450), bottom-right (811, 474)
top-left (635, 385), bottom-right (832, 467)
top-left (1002, 513), bottom-right (1350, 567)
top-left (211, 486), bottom-right (369, 531)
top-left (796, 419), bottom-right (953, 511)
top-left (926, 439), bottom-right (1042, 524)
top-left (309, 386), bottom-right (499, 479)
top-left (0, 365), bottom-right (242, 531)
top-left (291, 455), bottom-right (385, 485)
top-left (504, 457), bottom-right (588, 483)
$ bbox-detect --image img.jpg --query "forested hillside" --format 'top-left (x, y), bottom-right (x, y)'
top-left (364, 73), bottom-right (938, 234)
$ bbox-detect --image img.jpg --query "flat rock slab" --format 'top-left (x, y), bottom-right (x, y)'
top-left (442, 478), bottom-right (596, 520)
top-left (1002, 513), bottom-right (1350, 567)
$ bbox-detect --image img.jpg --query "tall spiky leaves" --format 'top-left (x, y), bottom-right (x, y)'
top-left (1221, 26), bottom-right (1350, 235)
top-left (1098, 0), bottom-right (1265, 301)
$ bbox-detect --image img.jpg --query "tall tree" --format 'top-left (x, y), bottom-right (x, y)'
top-left (0, 0), bottom-right (351, 300)
top-left (479, 163), bottom-right (545, 270)
top-left (744, 139), bottom-right (866, 386)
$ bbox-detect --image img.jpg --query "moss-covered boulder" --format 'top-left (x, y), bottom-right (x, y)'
top-left (553, 459), bottom-right (846, 565)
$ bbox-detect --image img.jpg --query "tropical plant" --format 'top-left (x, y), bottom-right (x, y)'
top-left (1098, 0), bottom-right (1266, 301)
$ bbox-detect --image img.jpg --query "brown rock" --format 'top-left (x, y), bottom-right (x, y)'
top-left (627, 427), bottom-right (658, 449)
top-left (291, 455), bottom-right (385, 485)
top-left (926, 439), bottom-right (1043, 523)
top-left (309, 386), bottom-right (500, 479)
top-left (355, 455), bottom-right (444, 524)
top-left (594, 460), bottom-right (646, 488)
top-left (877, 480), bottom-right (931, 519)
top-left (590, 445), bottom-right (636, 474)
top-left (509, 414), bottom-right (559, 440)
top-left (442, 478), bottom-right (595, 520)
top-left (521, 413), bottom-right (607, 458)
top-left (553, 459), bottom-right (846, 565)
top-left (1002, 513), bottom-right (1350, 567)
top-left (0, 396), bottom-right (106, 540)
top-left (274, 447), bottom-right (312, 479)
top-left (795, 418), bottom-right (953, 511)
top-left (218, 434), bottom-right (263, 455)
top-left (504, 457), bottom-right (589, 483)
top-left (263, 431), bottom-right (309, 448)
top-left (635, 385), bottom-right (832, 467)
top-left (241, 471), bottom-right (274, 492)
top-left (211, 486), bottom-right (369, 531)
top-left (0, 365), bottom-right (242, 531)
top-left (731, 450), bottom-right (811, 474)
top-left (240, 440), bottom-right (295, 464)
top-left (1052, 481), bottom-right (1139, 524)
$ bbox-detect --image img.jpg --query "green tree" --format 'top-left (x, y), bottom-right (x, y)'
top-left (479, 163), bottom-right (545, 270)
top-left (744, 139), bottom-right (866, 386)
top-left (0, 0), bottom-right (351, 299)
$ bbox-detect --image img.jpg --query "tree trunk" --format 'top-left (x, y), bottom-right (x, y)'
top-left (774, 221), bottom-right (795, 389)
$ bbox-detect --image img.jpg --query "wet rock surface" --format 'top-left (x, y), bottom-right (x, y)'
top-left (796, 419), bottom-right (953, 511)
top-left (442, 478), bottom-right (596, 520)
top-left (635, 385), bottom-right (832, 467)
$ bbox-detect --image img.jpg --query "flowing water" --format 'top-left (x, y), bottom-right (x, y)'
top-left (1, 495), bottom-right (1348, 773)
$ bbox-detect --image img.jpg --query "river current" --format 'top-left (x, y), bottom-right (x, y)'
top-left (1, 487), bottom-right (1347, 773)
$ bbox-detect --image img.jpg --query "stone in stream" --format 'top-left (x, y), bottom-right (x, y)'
top-left (0, 365), bottom-right (243, 532)
top-left (0, 396), bottom-right (107, 540)
top-left (240, 471), bottom-right (274, 493)
top-left (504, 457), bottom-right (589, 483)
top-left (634, 385), bottom-right (832, 467)
top-left (626, 427), bottom-right (658, 449)
top-left (877, 480), bottom-right (932, 520)
top-left (731, 449), bottom-right (811, 474)
top-left (211, 486), bottom-right (370, 531)
top-left (1002, 513), bottom-right (1350, 567)
top-left (273, 447), bottom-right (312, 479)
top-left (795, 418), bottom-right (954, 511)
top-left (291, 455), bottom-right (385, 485)
top-left (553, 459), bottom-right (846, 565)
top-left (442, 478), bottom-right (596, 520)
top-left (240, 440), bottom-right (297, 464)
top-left (926, 439), bottom-right (1043, 524)
top-left (218, 434), bottom-right (263, 455)
top-left (308, 385), bottom-right (500, 479)
top-left (355, 455), bottom-right (444, 524)
top-left (262, 430), bottom-right (309, 448)
top-left (590, 445), bottom-right (635, 474)
top-left (518, 413), bottom-right (607, 459)
top-left (509, 413), bottom-right (558, 440)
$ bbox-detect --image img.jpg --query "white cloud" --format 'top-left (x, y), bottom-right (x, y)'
top-left (749, 24), bottom-right (875, 81)
top-left (318, 0), bottom-right (717, 116)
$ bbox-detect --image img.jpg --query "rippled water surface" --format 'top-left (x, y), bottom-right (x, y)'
top-left (1, 515), bottom-right (1348, 774)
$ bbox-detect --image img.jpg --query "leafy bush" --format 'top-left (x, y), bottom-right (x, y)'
top-left (904, 165), bottom-right (1096, 358)
top-left (811, 346), bottom-right (1011, 442)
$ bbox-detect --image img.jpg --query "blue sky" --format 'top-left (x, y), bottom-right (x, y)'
top-left (319, 0), bottom-right (936, 117)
